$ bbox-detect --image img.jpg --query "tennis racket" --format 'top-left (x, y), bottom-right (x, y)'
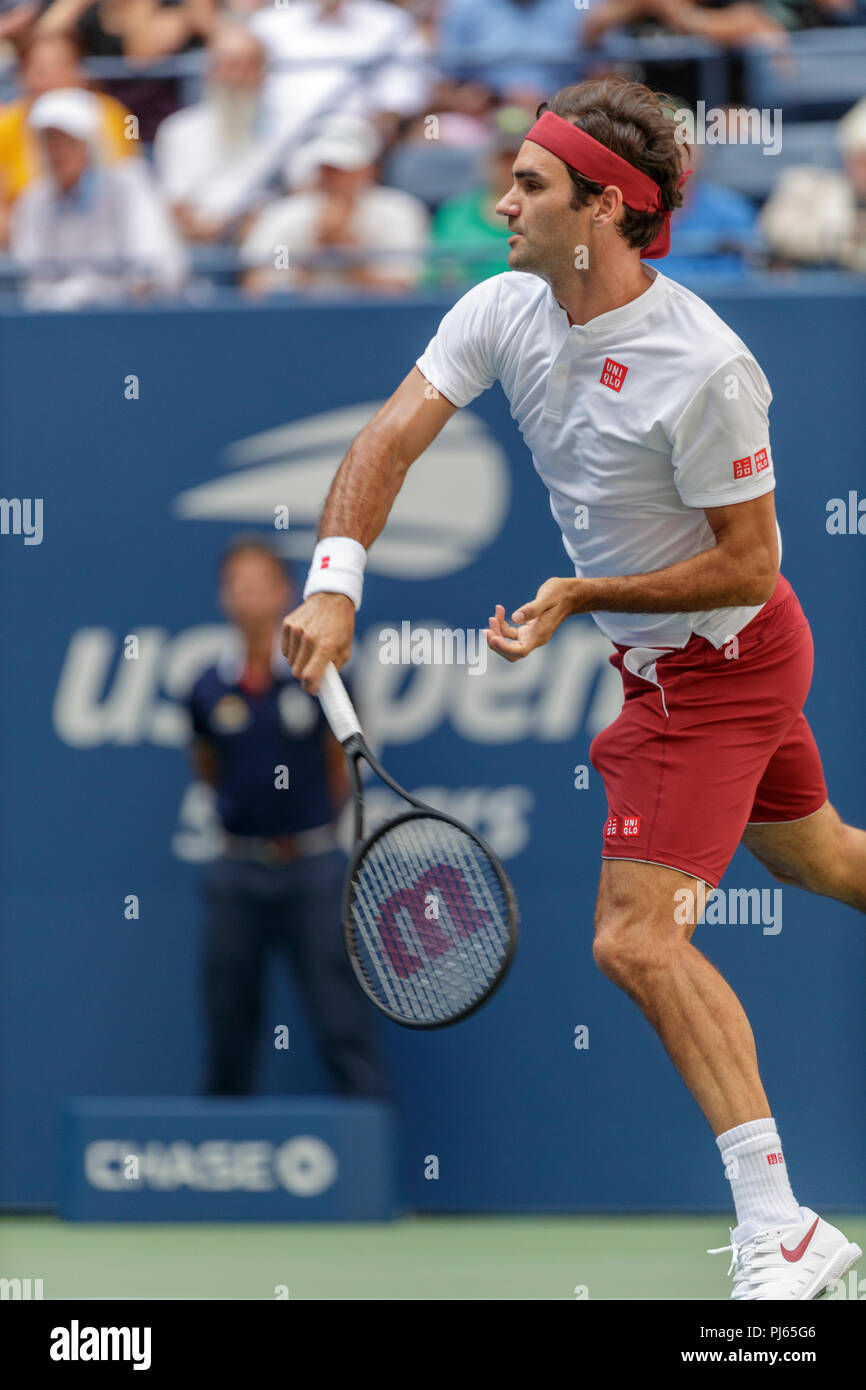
top-left (317, 662), bottom-right (519, 1028)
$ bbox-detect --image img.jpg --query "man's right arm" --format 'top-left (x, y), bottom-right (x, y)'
top-left (281, 364), bottom-right (457, 692)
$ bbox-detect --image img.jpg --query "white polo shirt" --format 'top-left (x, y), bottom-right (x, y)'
top-left (416, 266), bottom-right (778, 649)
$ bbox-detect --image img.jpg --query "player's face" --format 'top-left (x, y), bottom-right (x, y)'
top-left (220, 552), bottom-right (290, 632)
top-left (495, 142), bottom-right (592, 280)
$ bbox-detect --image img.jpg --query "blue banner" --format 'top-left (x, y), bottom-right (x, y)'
top-left (59, 1099), bottom-right (395, 1221)
top-left (1, 279), bottom-right (864, 1213)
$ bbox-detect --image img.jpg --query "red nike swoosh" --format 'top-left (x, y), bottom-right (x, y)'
top-left (780, 1216), bottom-right (820, 1262)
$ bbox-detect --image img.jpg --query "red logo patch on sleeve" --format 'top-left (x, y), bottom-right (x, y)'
top-left (600, 358), bottom-right (628, 393)
top-left (755, 448), bottom-right (769, 473)
top-left (603, 815), bottom-right (619, 838)
top-left (732, 456), bottom-right (753, 479)
top-left (622, 816), bottom-right (642, 838)
top-left (320, 556), bottom-right (330, 569)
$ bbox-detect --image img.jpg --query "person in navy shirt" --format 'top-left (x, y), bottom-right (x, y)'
top-left (186, 534), bottom-right (388, 1098)
top-left (663, 170), bottom-right (758, 281)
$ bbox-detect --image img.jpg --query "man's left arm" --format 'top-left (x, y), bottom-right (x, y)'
top-left (602, 349), bottom-right (780, 613)
top-left (488, 352), bottom-right (779, 660)
top-left (488, 493), bottom-right (778, 659)
top-left (572, 490), bottom-right (779, 614)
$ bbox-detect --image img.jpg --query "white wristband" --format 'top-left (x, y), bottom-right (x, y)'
top-left (303, 537), bottom-right (367, 612)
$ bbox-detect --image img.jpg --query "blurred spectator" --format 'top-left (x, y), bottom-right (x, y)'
top-left (815, 0), bottom-right (866, 24)
top-left (759, 96), bottom-right (866, 271)
top-left (35, 0), bottom-right (218, 141)
top-left (427, 105), bottom-right (530, 286)
top-left (585, 0), bottom-right (866, 40)
top-left (416, 78), bottom-right (497, 146)
top-left (241, 113), bottom-right (428, 295)
top-left (0, 0), bottom-right (41, 46)
top-left (661, 121), bottom-right (757, 280)
top-left (153, 21), bottom-right (276, 243)
top-left (0, 34), bottom-right (137, 246)
top-left (186, 535), bottom-right (389, 1099)
top-left (582, 0), bottom-right (787, 47)
top-left (11, 86), bottom-right (186, 306)
top-left (249, 0), bottom-right (433, 146)
top-left (438, 0), bottom-right (588, 110)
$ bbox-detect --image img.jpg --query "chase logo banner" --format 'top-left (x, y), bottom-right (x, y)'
top-left (60, 1099), bottom-right (395, 1222)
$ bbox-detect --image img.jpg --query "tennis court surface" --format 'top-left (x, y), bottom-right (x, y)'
top-left (4, 1213), bottom-right (865, 1300)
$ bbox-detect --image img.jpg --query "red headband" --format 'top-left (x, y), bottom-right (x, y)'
top-left (525, 110), bottom-right (687, 260)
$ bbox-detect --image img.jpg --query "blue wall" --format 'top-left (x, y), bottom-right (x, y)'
top-left (1, 279), bottom-right (864, 1212)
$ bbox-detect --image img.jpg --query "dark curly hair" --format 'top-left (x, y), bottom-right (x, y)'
top-left (536, 76), bottom-right (688, 254)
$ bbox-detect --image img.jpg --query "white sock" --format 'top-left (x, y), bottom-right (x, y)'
top-left (716, 1117), bottom-right (801, 1230)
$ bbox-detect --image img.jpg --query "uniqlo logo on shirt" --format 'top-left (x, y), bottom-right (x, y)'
top-left (604, 815), bottom-right (619, 838)
top-left (755, 448), bottom-right (769, 473)
top-left (732, 456), bottom-right (753, 479)
top-left (600, 358), bottom-right (628, 392)
top-left (621, 816), bottom-right (642, 838)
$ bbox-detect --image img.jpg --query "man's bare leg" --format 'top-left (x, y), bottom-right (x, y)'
top-left (741, 800), bottom-right (866, 912)
top-left (592, 858), bottom-right (769, 1134)
top-left (589, 811), bottom-right (865, 1293)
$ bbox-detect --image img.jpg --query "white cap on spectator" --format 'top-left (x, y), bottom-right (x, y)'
top-left (28, 88), bottom-right (101, 143)
top-left (293, 114), bottom-right (383, 180)
top-left (838, 97), bottom-right (866, 154)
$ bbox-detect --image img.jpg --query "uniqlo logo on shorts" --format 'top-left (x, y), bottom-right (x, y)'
top-left (755, 448), bottom-right (769, 473)
top-left (600, 358), bottom-right (628, 392)
top-left (605, 814), bottom-right (641, 839)
top-left (732, 456), bottom-right (753, 479)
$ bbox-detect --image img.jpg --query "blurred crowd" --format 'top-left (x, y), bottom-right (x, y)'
top-left (0, 0), bottom-right (864, 306)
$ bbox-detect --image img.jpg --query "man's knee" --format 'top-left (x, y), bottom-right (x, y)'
top-left (592, 860), bottom-right (700, 991)
top-left (592, 910), bottom-right (669, 992)
top-left (591, 925), bottom-right (634, 986)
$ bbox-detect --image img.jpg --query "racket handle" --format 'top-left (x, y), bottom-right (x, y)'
top-left (318, 662), bottom-right (362, 744)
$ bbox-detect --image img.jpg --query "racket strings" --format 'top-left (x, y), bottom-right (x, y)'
top-left (349, 816), bottom-right (512, 1024)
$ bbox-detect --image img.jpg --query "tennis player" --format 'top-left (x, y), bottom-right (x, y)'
top-left (281, 76), bottom-right (864, 1299)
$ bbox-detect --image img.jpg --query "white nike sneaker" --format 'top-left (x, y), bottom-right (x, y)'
top-left (709, 1206), bottom-right (863, 1300)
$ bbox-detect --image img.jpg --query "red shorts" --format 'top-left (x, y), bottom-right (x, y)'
top-left (588, 574), bottom-right (827, 888)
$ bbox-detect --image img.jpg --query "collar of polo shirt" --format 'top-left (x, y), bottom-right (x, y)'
top-left (545, 263), bottom-right (665, 335)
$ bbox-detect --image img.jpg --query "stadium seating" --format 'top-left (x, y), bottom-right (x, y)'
top-left (700, 120), bottom-right (843, 202)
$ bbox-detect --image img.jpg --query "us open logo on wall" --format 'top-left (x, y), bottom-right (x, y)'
top-left (173, 402), bottom-right (511, 579)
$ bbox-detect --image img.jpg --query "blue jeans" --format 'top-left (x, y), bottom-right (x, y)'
top-left (200, 849), bottom-right (390, 1098)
